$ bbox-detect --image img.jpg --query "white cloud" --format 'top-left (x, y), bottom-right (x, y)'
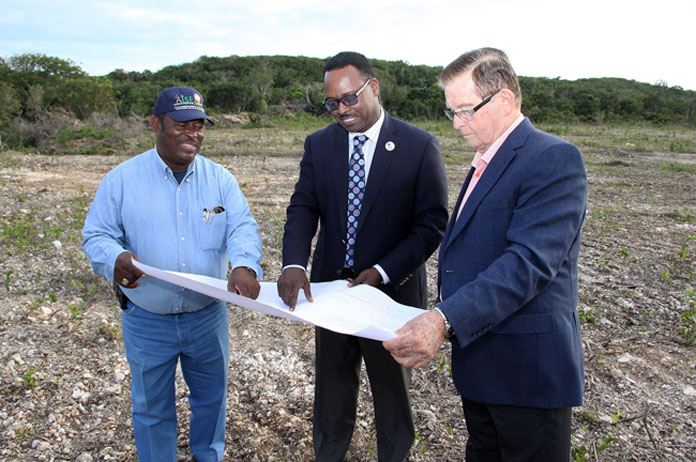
top-left (2, 0), bottom-right (695, 89)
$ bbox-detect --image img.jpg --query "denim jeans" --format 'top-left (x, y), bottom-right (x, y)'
top-left (121, 300), bottom-right (229, 462)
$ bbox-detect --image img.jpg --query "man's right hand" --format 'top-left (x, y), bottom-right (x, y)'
top-left (114, 251), bottom-right (145, 288)
top-left (277, 267), bottom-right (313, 311)
top-left (383, 310), bottom-right (446, 369)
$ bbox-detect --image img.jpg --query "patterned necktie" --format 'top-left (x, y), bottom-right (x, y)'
top-left (345, 135), bottom-right (367, 268)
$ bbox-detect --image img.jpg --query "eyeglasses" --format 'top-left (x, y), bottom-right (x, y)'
top-left (444, 90), bottom-right (499, 122)
top-left (322, 78), bottom-right (374, 112)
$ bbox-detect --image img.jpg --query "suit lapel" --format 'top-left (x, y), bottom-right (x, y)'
top-left (441, 118), bottom-right (532, 255)
top-left (440, 166), bottom-right (474, 251)
top-left (356, 113), bottom-right (398, 235)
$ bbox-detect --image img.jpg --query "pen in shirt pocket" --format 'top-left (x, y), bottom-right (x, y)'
top-left (203, 206), bottom-right (225, 224)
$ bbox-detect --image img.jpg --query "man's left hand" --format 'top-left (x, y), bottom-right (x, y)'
top-left (383, 310), bottom-right (446, 369)
top-left (227, 267), bottom-right (260, 299)
top-left (348, 267), bottom-right (382, 288)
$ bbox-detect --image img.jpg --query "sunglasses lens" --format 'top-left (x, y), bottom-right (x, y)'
top-left (342, 94), bottom-right (359, 107)
top-left (323, 91), bottom-right (361, 111)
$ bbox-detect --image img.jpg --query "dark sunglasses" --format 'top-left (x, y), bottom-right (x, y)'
top-left (322, 78), bottom-right (373, 112)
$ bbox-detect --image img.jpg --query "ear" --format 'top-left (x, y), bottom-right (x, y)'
top-left (498, 89), bottom-right (516, 116)
top-left (370, 78), bottom-right (380, 97)
top-left (151, 115), bottom-right (160, 133)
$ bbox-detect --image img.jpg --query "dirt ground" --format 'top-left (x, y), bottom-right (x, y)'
top-left (0, 122), bottom-right (695, 461)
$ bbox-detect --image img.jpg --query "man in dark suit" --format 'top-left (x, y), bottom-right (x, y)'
top-left (277, 51), bottom-right (448, 461)
top-left (384, 48), bottom-right (587, 461)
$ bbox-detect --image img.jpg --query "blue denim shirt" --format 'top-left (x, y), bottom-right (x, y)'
top-left (82, 148), bottom-right (263, 314)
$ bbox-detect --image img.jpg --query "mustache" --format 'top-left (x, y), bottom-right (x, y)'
top-left (177, 135), bottom-right (200, 143)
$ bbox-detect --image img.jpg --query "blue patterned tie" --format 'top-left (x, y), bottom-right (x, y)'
top-left (345, 135), bottom-right (367, 269)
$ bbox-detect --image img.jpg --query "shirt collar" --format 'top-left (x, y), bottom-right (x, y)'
top-left (471, 113), bottom-right (525, 168)
top-left (152, 147), bottom-right (197, 177)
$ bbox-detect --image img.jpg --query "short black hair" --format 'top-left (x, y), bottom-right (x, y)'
top-left (324, 51), bottom-right (375, 79)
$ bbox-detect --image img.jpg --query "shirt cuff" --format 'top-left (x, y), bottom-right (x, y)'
top-left (234, 266), bottom-right (258, 278)
top-left (282, 264), bottom-right (307, 273)
top-left (230, 260), bottom-right (263, 280)
top-left (373, 264), bottom-right (390, 284)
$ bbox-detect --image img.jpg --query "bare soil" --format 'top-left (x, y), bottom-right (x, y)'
top-left (0, 122), bottom-right (695, 461)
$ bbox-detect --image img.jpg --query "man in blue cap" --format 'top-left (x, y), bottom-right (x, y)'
top-left (83, 86), bottom-right (263, 461)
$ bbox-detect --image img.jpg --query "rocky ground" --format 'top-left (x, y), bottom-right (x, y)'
top-left (0, 121), bottom-right (695, 461)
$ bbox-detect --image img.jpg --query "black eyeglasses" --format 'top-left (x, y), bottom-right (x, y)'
top-left (322, 78), bottom-right (374, 112)
top-left (444, 90), bottom-right (499, 122)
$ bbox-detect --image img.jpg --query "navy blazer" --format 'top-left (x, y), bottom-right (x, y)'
top-left (438, 118), bottom-right (587, 408)
top-left (283, 113), bottom-right (449, 307)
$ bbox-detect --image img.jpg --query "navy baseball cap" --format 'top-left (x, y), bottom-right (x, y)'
top-left (153, 86), bottom-right (214, 124)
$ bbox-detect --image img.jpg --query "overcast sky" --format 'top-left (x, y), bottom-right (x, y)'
top-left (2, 0), bottom-right (695, 90)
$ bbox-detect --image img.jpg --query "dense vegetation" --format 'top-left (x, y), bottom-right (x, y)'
top-left (1, 53), bottom-right (694, 150)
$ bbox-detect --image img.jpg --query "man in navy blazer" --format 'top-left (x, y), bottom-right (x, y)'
top-left (278, 52), bottom-right (448, 461)
top-left (384, 48), bottom-right (587, 461)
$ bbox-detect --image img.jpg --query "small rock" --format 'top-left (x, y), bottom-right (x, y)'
top-left (684, 385), bottom-right (696, 397)
top-left (617, 353), bottom-right (632, 363)
top-left (31, 440), bottom-right (50, 450)
top-left (105, 385), bottom-right (121, 394)
top-left (76, 453), bottom-right (93, 462)
top-left (52, 240), bottom-right (62, 249)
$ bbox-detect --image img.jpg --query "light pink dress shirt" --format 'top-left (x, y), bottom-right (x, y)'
top-left (456, 114), bottom-right (525, 220)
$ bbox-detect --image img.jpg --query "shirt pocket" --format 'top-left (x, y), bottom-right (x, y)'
top-left (199, 211), bottom-right (226, 250)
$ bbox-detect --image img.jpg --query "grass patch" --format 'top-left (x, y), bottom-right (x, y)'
top-left (1, 208), bottom-right (40, 249)
top-left (661, 162), bottom-right (696, 174)
top-left (672, 208), bottom-right (695, 223)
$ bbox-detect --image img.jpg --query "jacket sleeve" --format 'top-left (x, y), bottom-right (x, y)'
top-left (282, 135), bottom-right (321, 268)
top-left (377, 135), bottom-right (449, 285)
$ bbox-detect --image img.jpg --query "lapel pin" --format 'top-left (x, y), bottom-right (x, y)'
top-left (385, 141), bottom-right (395, 151)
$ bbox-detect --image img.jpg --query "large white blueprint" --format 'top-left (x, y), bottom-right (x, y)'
top-left (133, 260), bottom-right (424, 341)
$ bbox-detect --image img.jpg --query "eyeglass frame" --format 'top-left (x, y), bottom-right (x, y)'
top-left (322, 78), bottom-right (374, 112)
top-left (444, 90), bottom-right (500, 122)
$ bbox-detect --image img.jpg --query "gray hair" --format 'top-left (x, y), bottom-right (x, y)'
top-left (439, 47), bottom-right (522, 107)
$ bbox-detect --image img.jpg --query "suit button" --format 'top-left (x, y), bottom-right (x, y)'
top-left (341, 239), bottom-right (346, 244)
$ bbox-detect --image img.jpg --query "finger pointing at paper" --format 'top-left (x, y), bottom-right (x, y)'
top-left (277, 267), bottom-right (313, 311)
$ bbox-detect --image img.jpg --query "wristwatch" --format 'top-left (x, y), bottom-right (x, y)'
top-left (433, 307), bottom-right (455, 339)
top-left (242, 266), bottom-right (257, 278)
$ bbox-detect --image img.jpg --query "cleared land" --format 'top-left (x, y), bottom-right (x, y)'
top-left (0, 119), bottom-right (695, 460)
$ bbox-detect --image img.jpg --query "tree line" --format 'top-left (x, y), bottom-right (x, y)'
top-left (1, 53), bottom-right (694, 143)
